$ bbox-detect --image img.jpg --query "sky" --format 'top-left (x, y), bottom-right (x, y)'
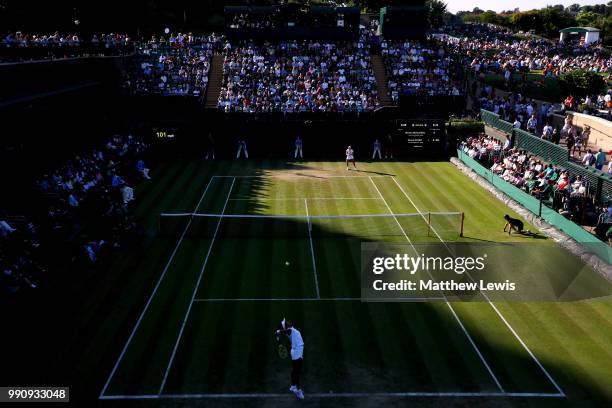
top-left (446, 0), bottom-right (607, 13)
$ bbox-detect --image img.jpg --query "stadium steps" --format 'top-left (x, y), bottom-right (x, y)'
top-left (370, 54), bottom-right (394, 107)
top-left (204, 54), bottom-right (225, 109)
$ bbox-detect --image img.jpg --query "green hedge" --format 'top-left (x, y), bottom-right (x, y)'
top-left (447, 120), bottom-right (485, 135)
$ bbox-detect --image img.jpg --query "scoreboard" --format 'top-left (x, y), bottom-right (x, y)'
top-left (153, 127), bottom-right (177, 141)
top-left (394, 119), bottom-right (445, 152)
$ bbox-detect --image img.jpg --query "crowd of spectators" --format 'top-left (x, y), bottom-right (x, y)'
top-left (441, 23), bottom-right (611, 79)
top-left (564, 90), bottom-right (612, 121)
top-left (441, 24), bottom-right (611, 123)
top-left (218, 33), bottom-right (378, 113)
top-left (381, 39), bottom-right (462, 101)
top-left (123, 33), bottom-right (224, 96)
top-left (1, 31), bottom-right (133, 62)
top-left (475, 88), bottom-right (557, 132)
top-left (1, 134), bottom-right (152, 294)
top-left (460, 134), bottom-right (599, 227)
top-left (475, 89), bottom-right (601, 164)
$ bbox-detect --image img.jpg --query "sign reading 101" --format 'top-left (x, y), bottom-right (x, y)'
top-left (154, 129), bottom-right (176, 140)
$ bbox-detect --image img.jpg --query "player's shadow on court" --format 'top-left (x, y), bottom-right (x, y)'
top-left (516, 232), bottom-right (547, 240)
top-left (294, 172), bottom-right (327, 179)
top-left (351, 169), bottom-right (395, 176)
top-left (464, 233), bottom-right (547, 242)
top-left (461, 236), bottom-right (499, 243)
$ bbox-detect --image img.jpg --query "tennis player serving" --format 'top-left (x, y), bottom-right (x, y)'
top-left (346, 145), bottom-right (356, 170)
top-left (276, 318), bottom-right (305, 399)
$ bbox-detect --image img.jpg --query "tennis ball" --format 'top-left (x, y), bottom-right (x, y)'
top-left (285, 261), bottom-right (290, 266)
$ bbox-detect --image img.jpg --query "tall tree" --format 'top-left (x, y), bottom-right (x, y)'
top-left (426, 0), bottom-right (447, 29)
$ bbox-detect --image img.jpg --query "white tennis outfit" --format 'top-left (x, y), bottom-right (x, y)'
top-left (346, 148), bottom-right (354, 160)
top-left (372, 141), bottom-right (381, 159)
top-left (295, 138), bottom-right (303, 159)
top-left (288, 327), bottom-right (304, 360)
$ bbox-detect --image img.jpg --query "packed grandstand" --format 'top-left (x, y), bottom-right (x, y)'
top-left (2, 7), bottom-right (612, 294)
top-left (1, 3), bottom-right (612, 406)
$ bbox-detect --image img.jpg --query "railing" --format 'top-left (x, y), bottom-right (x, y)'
top-left (480, 109), bottom-right (514, 135)
top-left (458, 149), bottom-right (611, 264)
top-left (480, 109), bottom-right (612, 202)
top-left (514, 128), bottom-right (569, 167)
top-left (0, 43), bottom-right (134, 64)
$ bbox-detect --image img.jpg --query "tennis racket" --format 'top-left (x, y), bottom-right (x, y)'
top-left (278, 343), bottom-right (289, 359)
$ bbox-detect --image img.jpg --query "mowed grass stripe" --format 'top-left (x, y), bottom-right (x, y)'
top-left (506, 302), bottom-right (612, 394)
top-left (416, 302), bottom-right (494, 392)
top-left (369, 175), bottom-right (512, 392)
top-left (418, 164), bottom-right (608, 301)
top-left (358, 177), bottom-right (502, 391)
top-left (377, 303), bottom-right (439, 391)
top-left (306, 302), bottom-right (351, 391)
top-left (163, 302), bottom-right (226, 393)
top-left (117, 238), bottom-right (223, 394)
top-left (402, 163), bottom-right (609, 386)
top-left (396, 302), bottom-right (487, 392)
top-left (402, 162), bottom-right (537, 241)
top-left (136, 161), bottom-right (196, 220)
top-left (157, 177), bottom-right (238, 392)
top-left (105, 176), bottom-right (234, 394)
top-left (67, 237), bottom-right (177, 399)
top-left (132, 161), bottom-right (185, 214)
top-left (201, 300), bottom-right (240, 392)
top-left (166, 302), bottom-right (303, 393)
top-left (582, 301), bottom-right (612, 331)
top-left (95, 163), bottom-right (222, 395)
top-left (105, 237), bottom-right (210, 393)
top-left (219, 298), bottom-right (261, 393)
top-left (382, 167), bottom-right (564, 393)
top-left (550, 303), bottom-right (612, 361)
top-left (195, 181), bottom-right (315, 299)
top-left (202, 194), bottom-right (266, 300)
top-left (492, 302), bottom-right (610, 401)
top-left (389, 162), bottom-right (497, 227)
top-left (368, 176), bottom-right (427, 240)
top-left (417, 162), bottom-right (532, 234)
top-left (450, 302), bottom-right (556, 393)
top-left (133, 161), bottom-right (191, 230)
top-left (309, 196), bottom-right (362, 298)
top-left (101, 161), bottom-right (610, 405)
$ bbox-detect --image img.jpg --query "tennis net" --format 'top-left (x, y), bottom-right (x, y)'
top-left (158, 211), bottom-right (464, 240)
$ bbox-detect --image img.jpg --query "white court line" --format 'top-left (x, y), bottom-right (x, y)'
top-left (391, 177), bottom-right (565, 397)
top-left (99, 391), bottom-right (565, 400)
top-left (193, 297), bottom-right (446, 302)
top-left (304, 199), bottom-right (321, 299)
top-left (158, 177), bottom-right (236, 395)
top-left (214, 175), bottom-right (392, 178)
top-left (369, 177), bottom-right (505, 393)
top-left (160, 212), bottom-right (434, 219)
top-left (99, 175), bottom-right (218, 399)
top-left (228, 197), bottom-right (383, 201)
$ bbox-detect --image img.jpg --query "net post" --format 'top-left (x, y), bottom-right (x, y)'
top-left (460, 212), bottom-right (465, 237)
top-left (427, 212), bottom-right (431, 237)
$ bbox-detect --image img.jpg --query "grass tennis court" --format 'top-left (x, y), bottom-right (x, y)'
top-left (91, 160), bottom-right (612, 407)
